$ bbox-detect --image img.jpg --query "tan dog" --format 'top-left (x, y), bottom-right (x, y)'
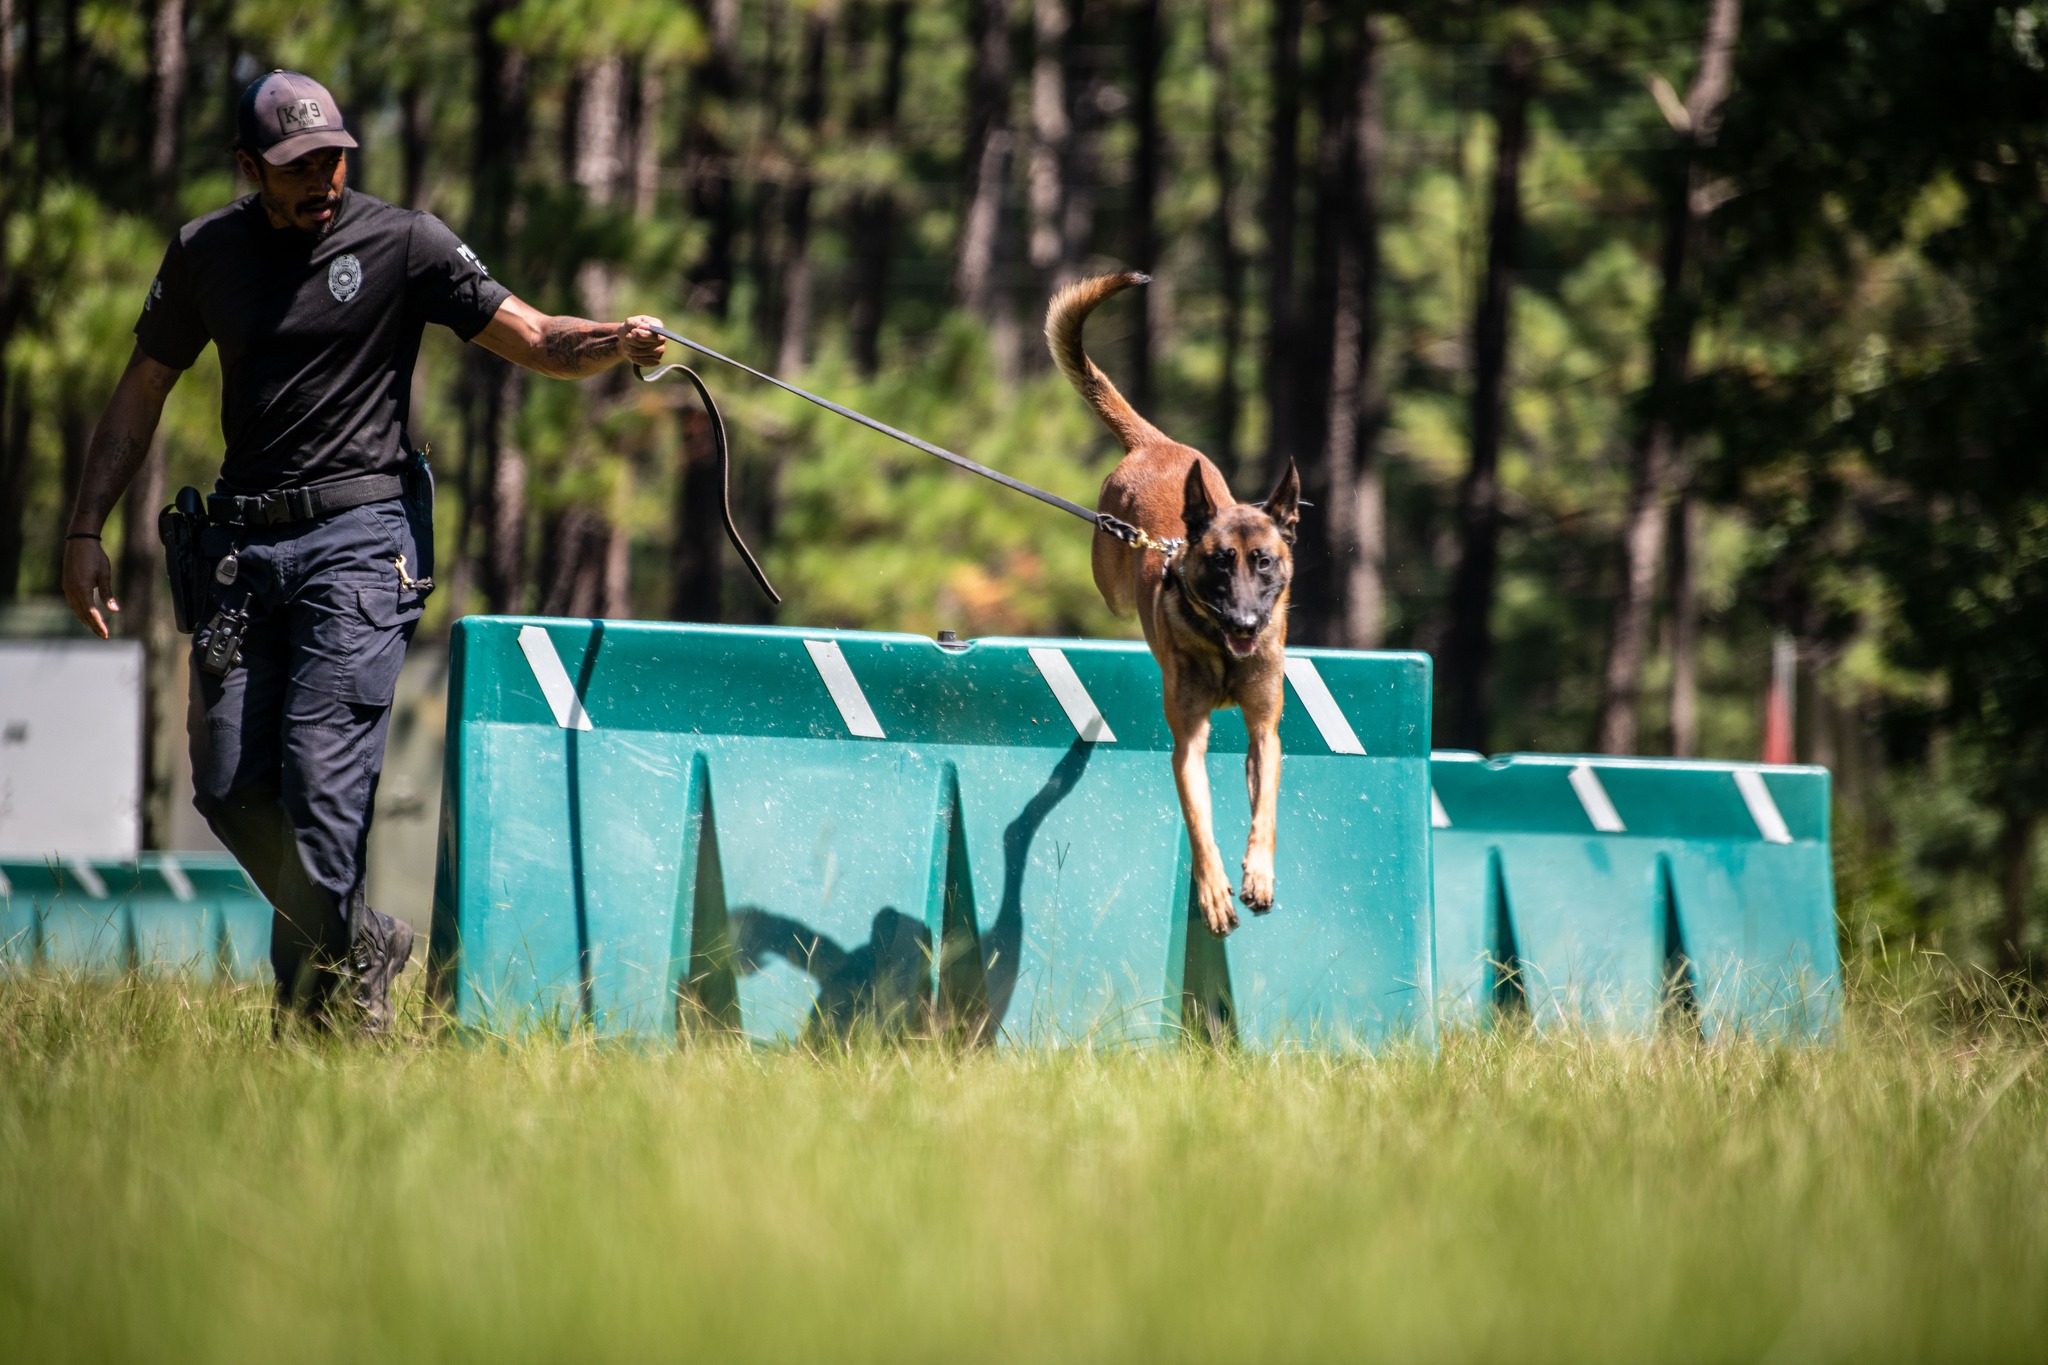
top-left (1047, 272), bottom-right (1301, 937)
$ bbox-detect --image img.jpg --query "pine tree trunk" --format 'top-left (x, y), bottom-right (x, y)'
top-left (631, 63), bottom-right (663, 219)
top-left (399, 80), bottom-right (428, 209)
top-left (1260, 0), bottom-right (1304, 487)
top-left (671, 403), bottom-right (724, 622)
top-left (778, 13), bottom-right (830, 375)
top-left (1439, 36), bottom-right (1535, 753)
top-left (748, 5), bottom-right (790, 355)
top-left (482, 365), bottom-right (528, 613)
top-left (464, 0), bottom-right (530, 616)
top-left (1026, 0), bottom-right (1075, 287)
top-left (538, 506), bottom-right (612, 618)
top-left (148, 0), bottom-right (185, 223)
top-left (1345, 458), bottom-right (1386, 648)
top-left (25, 0), bottom-right (50, 186)
top-left (1596, 0), bottom-right (1742, 755)
top-left (559, 55), bottom-right (632, 619)
top-left (955, 0), bottom-right (1015, 316)
top-left (59, 0), bottom-right (86, 169)
top-left (1127, 0), bottom-right (1162, 410)
top-left (1, 0), bottom-right (15, 172)
top-left (684, 0), bottom-right (742, 318)
top-left (1291, 12), bottom-right (1382, 647)
top-left (1203, 0), bottom-right (1243, 480)
top-left (0, 384), bottom-right (27, 600)
top-left (573, 54), bottom-right (626, 317)
top-left (1337, 12), bottom-right (1387, 650)
top-left (1668, 487), bottom-right (1701, 756)
top-left (848, 0), bottom-right (910, 375)
top-left (132, 0), bottom-right (185, 844)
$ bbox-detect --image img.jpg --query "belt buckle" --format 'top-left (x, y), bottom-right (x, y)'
top-left (287, 488), bottom-right (316, 522)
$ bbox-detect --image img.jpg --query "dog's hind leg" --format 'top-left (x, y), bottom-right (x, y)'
top-left (1090, 530), bottom-right (1139, 618)
top-left (1238, 687), bottom-right (1283, 913)
top-left (1167, 705), bottom-right (1239, 937)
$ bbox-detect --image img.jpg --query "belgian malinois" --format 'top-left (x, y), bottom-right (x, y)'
top-left (1047, 272), bottom-right (1301, 937)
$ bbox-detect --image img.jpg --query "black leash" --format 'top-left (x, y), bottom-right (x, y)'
top-left (637, 325), bottom-right (1181, 578)
top-left (633, 359), bottom-right (782, 604)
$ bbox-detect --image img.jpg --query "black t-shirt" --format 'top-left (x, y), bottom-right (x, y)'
top-left (135, 190), bottom-right (511, 493)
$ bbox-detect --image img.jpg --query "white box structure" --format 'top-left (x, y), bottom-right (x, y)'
top-left (0, 640), bottom-right (144, 858)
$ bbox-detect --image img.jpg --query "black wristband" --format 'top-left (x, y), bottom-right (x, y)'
top-left (66, 532), bottom-right (102, 541)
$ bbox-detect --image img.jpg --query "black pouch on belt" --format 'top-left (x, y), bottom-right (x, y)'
top-left (158, 486), bottom-right (210, 634)
top-left (401, 447), bottom-right (436, 584)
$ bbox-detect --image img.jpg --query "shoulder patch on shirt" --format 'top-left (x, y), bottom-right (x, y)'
top-left (145, 278), bottom-right (163, 311)
top-left (328, 253), bottom-right (363, 303)
top-left (457, 243), bottom-right (490, 278)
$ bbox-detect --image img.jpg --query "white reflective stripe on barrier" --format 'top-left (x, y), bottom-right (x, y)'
top-left (1028, 647), bottom-right (1117, 743)
top-left (1283, 656), bottom-right (1366, 755)
top-left (805, 639), bottom-right (886, 739)
top-left (1431, 788), bottom-right (1452, 829)
top-left (157, 854), bottom-right (194, 902)
top-left (518, 625), bottom-right (594, 731)
top-left (1569, 762), bottom-right (1627, 833)
top-left (1733, 768), bottom-right (1795, 844)
top-left (66, 857), bottom-right (108, 900)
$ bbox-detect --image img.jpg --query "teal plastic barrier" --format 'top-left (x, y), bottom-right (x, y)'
top-left (428, 619), bottom-right (1436, 1049)
top-left (0, 853), bottom-right (271, 979)
top-left (1429, 752), bottom-right (1839, 1036)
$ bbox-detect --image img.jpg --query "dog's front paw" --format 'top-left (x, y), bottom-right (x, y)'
top-left (1196, 870), bottom-right (1240, 937)
top-left (1239, 859), bottom-right (1275, 913)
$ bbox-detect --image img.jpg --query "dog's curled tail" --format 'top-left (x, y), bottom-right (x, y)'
top-left (1045, 271), bottom-right (1166, 451)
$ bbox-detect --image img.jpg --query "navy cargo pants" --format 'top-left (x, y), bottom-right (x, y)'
top-left (186, 496), bottom-right (426, 1012)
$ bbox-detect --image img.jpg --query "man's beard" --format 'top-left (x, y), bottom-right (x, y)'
top-left (267, 188), bottom-right (342, 237)
top-left (301, 193), bottom-right (342, 238)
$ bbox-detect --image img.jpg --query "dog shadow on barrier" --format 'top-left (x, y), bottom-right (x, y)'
top-left (729, 907), bottom-right (934, 1043)
top-left (711, 739), bottom-right (1098, 1046)
top-left (977, 738), bottom-right (1095, 1038)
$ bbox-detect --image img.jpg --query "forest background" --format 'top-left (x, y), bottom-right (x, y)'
top-left (2, 0), bottom-right (2045, 977)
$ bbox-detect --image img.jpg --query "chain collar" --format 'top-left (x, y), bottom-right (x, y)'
top-left (1097, 513), bottom-right (1185, 560)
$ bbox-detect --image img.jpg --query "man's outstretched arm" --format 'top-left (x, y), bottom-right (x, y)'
top-left (62, 345), bottom-right (183, 639)
top-left (473, 296), bottom-right (667, 380)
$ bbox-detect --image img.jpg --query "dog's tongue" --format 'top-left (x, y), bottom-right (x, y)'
top-left (1225, 633), bottom-right (1258, 658)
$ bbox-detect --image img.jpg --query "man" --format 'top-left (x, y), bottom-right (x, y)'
top-left (60, 70), bottom-right (666, 1034)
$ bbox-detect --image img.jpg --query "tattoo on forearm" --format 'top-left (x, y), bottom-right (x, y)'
top-left (539, 318), bottom-right (622, 375)
top-left (70, 430), bottom-right (153, 533)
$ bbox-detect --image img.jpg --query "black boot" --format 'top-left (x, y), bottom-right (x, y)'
top-left (343, 892), bottom-right (416, 1037)
top-left (270, 905), bottom-right (351, 1037)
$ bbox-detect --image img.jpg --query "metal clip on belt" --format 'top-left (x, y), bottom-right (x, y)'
top-left (206, 472), bottom-right (404, 528)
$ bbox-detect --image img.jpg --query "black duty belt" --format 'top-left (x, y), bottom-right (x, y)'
top-left (206, 472), bottom-right (404, 528)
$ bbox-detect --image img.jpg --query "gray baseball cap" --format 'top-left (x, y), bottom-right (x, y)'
top-left (236, 70), bottom-right (358, 166)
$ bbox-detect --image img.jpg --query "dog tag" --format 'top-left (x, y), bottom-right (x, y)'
top-left (214, 551), bottom-right (239, 586)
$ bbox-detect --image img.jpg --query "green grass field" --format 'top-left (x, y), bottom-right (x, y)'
top-left (2, 968), bottom-right (2043, 1363)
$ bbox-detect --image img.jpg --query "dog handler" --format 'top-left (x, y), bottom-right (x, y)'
top-left (60, 70), bottom-right (666, 1033)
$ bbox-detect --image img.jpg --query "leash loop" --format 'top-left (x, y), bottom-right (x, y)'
top-left (634, 361), bottom-right (782, 605)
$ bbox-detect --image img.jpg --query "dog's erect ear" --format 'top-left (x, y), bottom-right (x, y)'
top-left (1182, 460), bottom-right (1218, 538)
top-left (1263, 459), bottom-right (1302, 545)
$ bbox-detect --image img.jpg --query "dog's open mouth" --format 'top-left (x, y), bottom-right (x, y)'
top-left (1225, 632), bottom-right (1259, 658)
